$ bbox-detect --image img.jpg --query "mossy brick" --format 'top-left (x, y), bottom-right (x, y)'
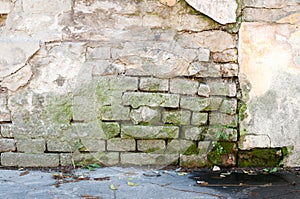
top-left (191, 112), bottom-right (208, 125)
top-left (170, 78), bottom-right (199, 95)
top-left (137, 140), bottom-right (166, 152)
top-left (47, 140), bottom-right (77, 152)
top-left (101, 122), bottom-right (120, 139)
top-left (204, 97), bottom-right (223, 111)
top-left (180, 154), bottom-right (208, 168)
top-left (209, 113), bottom-right (238, 127)
top-left (122, 92), bottom-right (180, 108)
top-left (206, 79), bottom-right (236, 97)
top-left (180, 96), bottom-right (210, 111)
top-left (17, 139), bottom-right (45, 153)
top-left (107, 138), bottom-right (136, 152)
top-left (182, 126), bottom-right (206, 141)
top-left (100, 105), bottom-right (130, 121)
top-left (0, 139), bottom-right (16, 152)
top-left (120, 153), bottom-right (178, 166)
top-left (204, 127), bottom-right (238, 141)
top-left (109, 76), bottom-right (138, 91)
top-left (139, 77), bottom-right (168, 91)
top-left (162, 110), bottom-right (191, 125)
top-left (121, 125), bottom-right (179, 139)
top-left (166, 140), bottom-right (196, 155)
top-left (60, 152), bottom-right (119, 166)
top-left (198, 83), bottom-right (210, 97)
top-left (238, 149), bottom-right (282, 167)
top-left (130, 106), bottom-right (161, 125)
top-left (207, 142), bottom-right (237, 166)
top-left (80, 139), bottom-right (106, 152)
top-left (219, 98), bottom-right (237, 115)
top-left (1, 152), bottom-right (59, 167)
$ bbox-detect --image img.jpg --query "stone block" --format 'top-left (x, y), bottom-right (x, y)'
top-left (0, 93), bottom-right (10, 122)
top-left (86, 46), bottom-right (111, 60)
top-left (69, 121), bottom-right (106, 139)
top-left (17, 139), bottom-right (45, 153)
top-left (121, 125), bottom-right (179, 139)
top-left (180, 96), bottom-right (210, 111)
top-left (211, 49), bottom-right (238, 63)
top-left (60, 152), bottom-right (119, 166)
top-left (198, 48), bottom-right (210, 62)
top-left (239, 135), bottom-right (271, 150)
top-left (162, 110), bottom-right (191, 125)
top-left (0, 139), bottom-right (16, 152)
top-left (221, 63), bottom-right (239, 77)
top-left (170, 78), bottom-right (198, 95)
top-left (209, 113), bottom-right (238, 127)
top-left (207, 79), bottom-right (236, 97)
top-left (191, 112), bottom-right (208, 125)
top-left (101, 122), bottom-right (120, 139)
top-left (219, 98), bottom-right (237, 115)
top-left (0, 124), bottom-right (15, 138)
top-left (204, 97), bottom-right (223, 111)
top-left (137, 140), bottom-right (166, 152)
top-left (1, 152), bottom-right (59, 167)
top-left (166, 139), bottom-right (196, 154)
top-left (100, 105), bottom-right (130, 121)
top-left (107, 138), bottom-right (136, 152)
top-left (182, 126), bottom-right (206, 141)
top-left (80, 139), bottom-right (106, 152)
top-left (197, 83), bottom-right (210, 97)
top-left (139, 77), bottom-right (168, 92)
top-left (204, 127), bottom-right (238, 141)
top-left (180, 154), bottom-right (208, 168)
top-left (47, 140), bottom-right (76, 152)
top-left (120, 153), bottom-right (178, 166)
top-left (122, 92), bottom-right (180, 108)
top-left (130, 106), bottom-right (161, 125)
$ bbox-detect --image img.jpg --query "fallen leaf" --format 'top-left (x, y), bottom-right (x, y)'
top-left (220, 174), bottom-right (226, 178)
top-left (110, 184), bottom-right (119, 190)
top-left (177, 172), bottom-right (188, 176)
top-left (94, 176), bottom-right (110, 181)
top-left (127, 181), bottom-right (139, 186)
top-left (19, 171), bottom-right (30, 176)
top-left (197, 181), bottom-right (209, 185)
top-left (212, 166), bottom-right (221, 171)
top-left (81, 194), bottom-right (100, 199)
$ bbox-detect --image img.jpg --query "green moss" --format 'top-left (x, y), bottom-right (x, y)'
top-left (238, 101), bottom-right (248, 122)
top-left (207, 142), bottom-right (237, 166)
top-left (47, 96), bottom-right (72, 124)
top-left (281, 147), bottom-right (288, 157)
top-left (238, 148), bottom-right (283, 167)
top-left (101, 122), bottom-right (120, 139)
top-left (183, 142), bottom-right (199, 155)
top-left (145, 148), bottom-right (161, 153)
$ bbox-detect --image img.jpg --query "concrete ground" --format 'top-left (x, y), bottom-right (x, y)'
top-left (0, 167), bottom-right (299, 199)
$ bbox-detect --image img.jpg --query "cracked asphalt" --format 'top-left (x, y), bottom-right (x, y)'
top-left (0, 167), bottom-right (299, 199)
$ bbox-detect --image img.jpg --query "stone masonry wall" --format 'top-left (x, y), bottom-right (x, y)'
top-left (0, 0), bottom-right (299, 168)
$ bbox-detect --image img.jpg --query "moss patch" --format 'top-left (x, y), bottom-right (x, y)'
top-left (207, 142), bottom-right (237, 166)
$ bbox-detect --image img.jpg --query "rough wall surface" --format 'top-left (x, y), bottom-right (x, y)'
top-left (0, 0), bottom-right (299, 167)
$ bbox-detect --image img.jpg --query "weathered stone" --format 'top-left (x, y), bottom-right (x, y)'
top-left (180, 154), bottom-right (208, 168)
top-left (0, 124), bottom-right (14, 138)
top-left (121, 126), bottom-right (179, 139)
top-left (0, 93), bottom-right (10, 122)
top-left (17, 139), bottom-right (45, 153)
top-left (211, 49), bottom-right (238, 63)
top-left (60, 152), bottom-right (119, 166)
top-left (221, 63), bottom-right (239, 77)
top-left (206, 79), bottom-right (236, 97)
top-left (137, 140), bottom-right (166, 152)
top-left (238, 21), bottom-right (300, 166)
top-left (170, 78), bottom-right (199, 95)
top-left (86, 46), bottom-right (111, 60)
top-left (162, 110), bottom-right (191, 125)
top-left (166, 139), bottom-right (195, 154)
top-left (185, 0), bottom-right (238, 24)
top-left (160, 0), bottom-right (177, 7)
top-left (209, 113), bottom-right (238, 128)
top-left (238, 149), bottom-right (282, 167)
top-left (0, 0), bottom-right (13, 14)
top-left (101, 122), bottom-right (120, 139)
top-left (122, 92), bottom-right (180, 108)
top-left (197, 83), bottom-right (210, 97)
top-left (0, 37), bottom-right (40, 79)
top-left (139, 77), bottom-right (168, 92)
top-left (90, 60), bottom-right (112, 76)
top-left (1, 152), bottom-right (59, 167)
top-left (80, 139), bottom-right (106, 152)
top-left (191, 112), bottom-right (208, 125)
top-left (204, 127), bottom-right (238, 141)
top-left (198, 48), bottom-right (210, 62)
top-left (100, 106), bottom-right (130, 121)
top-left (120, 153), bottom-right (178, 166)
top-left (242, 0), bottom-right (300, 8)
top-left (47, 140), bottom-right (76, 152)
top-left (0, 139), bottom-right (15, 152)
top-left (239, 135), bottom-right (271, 150)
top-left (204, 97), bottom-right (223, 111)
top-left (107, 138), bottom-right (136, 152)
top-left (182, 126), bottom-right (206, 141)
top-left (180, 96), bottom-right (210, 111)
top-left (130, 106), bottom-right (161, 125)
top-left (219, 98), bottom-right (237, 115)
top-left (69, 121), bottom-right (106, 139)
